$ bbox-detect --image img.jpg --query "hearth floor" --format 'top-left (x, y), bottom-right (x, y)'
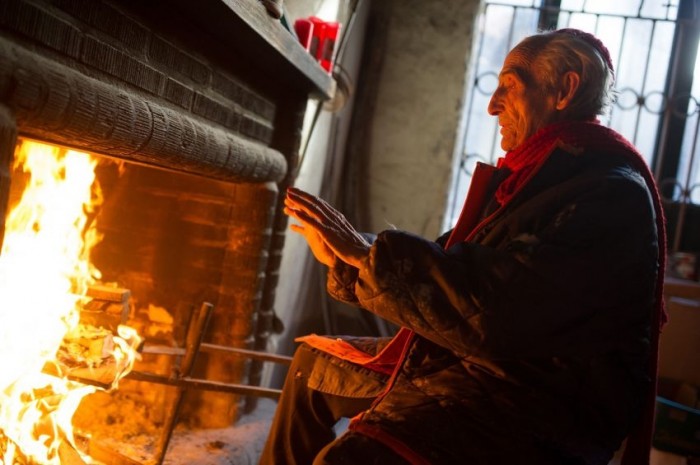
top-left (82, 397), bottom-right (277, 465)
top-left (159, 398), bottom-right (277, 465)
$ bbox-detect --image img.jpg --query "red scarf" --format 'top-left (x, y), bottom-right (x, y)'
top-left (495, 121), bottom-right (668, 465)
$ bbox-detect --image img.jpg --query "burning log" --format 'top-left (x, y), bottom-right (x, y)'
top-left (80, 285), bottom-right (131, 332)
top-left (41, 284), bottom-right (141, 389)
top-left (60, 325), bottom-right (116, 368)
top-left (72, 432), bottom-right (143, 465)
top-left (43, 360), bottom-right (120, 390)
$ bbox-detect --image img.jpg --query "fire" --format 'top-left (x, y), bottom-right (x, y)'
top-left (0, 140), bottom-right (141, 464)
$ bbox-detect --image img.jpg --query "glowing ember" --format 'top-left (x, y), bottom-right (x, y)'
top-left (0, 140), bottom-right (141, 464)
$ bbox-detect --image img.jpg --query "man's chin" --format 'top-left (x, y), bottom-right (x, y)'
top-left (499, 129), bottom-right (517, 151)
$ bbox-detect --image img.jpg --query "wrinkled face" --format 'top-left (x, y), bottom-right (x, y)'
top-left (488, 45), bottom-right (560, 151)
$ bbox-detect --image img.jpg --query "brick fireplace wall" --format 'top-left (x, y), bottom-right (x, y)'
top-left (0, 0), bottom-right (331, 428)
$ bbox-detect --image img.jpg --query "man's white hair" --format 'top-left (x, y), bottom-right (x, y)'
top-left (517, 29), bottom-right (616, 119)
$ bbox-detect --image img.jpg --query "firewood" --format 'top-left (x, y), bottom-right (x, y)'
top-left (61, 325), bottom-right (115, 367)
top-left (42, 359), bottom-right (117, 390)
top-left (85, 285), bottom-right (130, 304)
top-left (80, 285), bottom-right (131, 332)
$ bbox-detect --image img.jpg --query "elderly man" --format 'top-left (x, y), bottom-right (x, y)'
top-left (261, 29), bottom-right (666, 465)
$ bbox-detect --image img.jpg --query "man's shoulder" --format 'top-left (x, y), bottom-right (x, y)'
top-left (549, 144), bottom-right (647, 179)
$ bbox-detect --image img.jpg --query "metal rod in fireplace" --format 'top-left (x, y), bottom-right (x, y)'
top-left (62, 299), bottom-right (290, 464)
top-left (153, 301), bottom-right (213, 465)
top-left (126, 371), bottom-right (285, 400)
top-left (142, 343), bottom-right (293, 365)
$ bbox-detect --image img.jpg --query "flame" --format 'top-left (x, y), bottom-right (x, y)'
top-left (0, 140), bottom-right (141, 464)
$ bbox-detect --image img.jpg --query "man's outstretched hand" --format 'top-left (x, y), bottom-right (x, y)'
top-left (284, 187), bottom-right (370, 269)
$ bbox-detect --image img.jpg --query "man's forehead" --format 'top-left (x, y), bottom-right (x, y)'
top-left (499, 47), bottom-right (537, 83)
top-left (499, 67), bottom-right (526, 81)
top-left (498, 64), bottom-right (533, 86)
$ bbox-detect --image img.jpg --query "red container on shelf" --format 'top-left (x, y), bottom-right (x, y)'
top-left (313, 17), bottom-right (341, 73)
top-left (293, 16), bottom-right (342, 74)
top-left (294, 18), bottom-right (314, 51)
top-left (299, 16), bottom-right (341, 74)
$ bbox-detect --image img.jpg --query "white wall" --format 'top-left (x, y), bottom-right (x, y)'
top-left (266, 0), bottom-right (481, 387)
top-left (364, 0), bottom-right (480, 237)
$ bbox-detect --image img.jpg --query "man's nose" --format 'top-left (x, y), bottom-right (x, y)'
top-left (487, 93), bottom-right (500, 116)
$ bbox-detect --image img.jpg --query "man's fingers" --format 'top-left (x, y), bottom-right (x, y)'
top-left (284, 205), bottom-right (324, 232)
top-left (286, 188), bottom-right (320, 210)
top-left (286, 188), bottom-right (340, 225)
top-left (285, 191), bottom-right (323, 223)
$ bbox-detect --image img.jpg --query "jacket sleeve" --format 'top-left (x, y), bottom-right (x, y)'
top-left (327, 165), bottom-right (658, 360)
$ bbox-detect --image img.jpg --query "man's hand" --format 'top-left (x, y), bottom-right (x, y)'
top-left (284, 187), bottom-right (370, 268)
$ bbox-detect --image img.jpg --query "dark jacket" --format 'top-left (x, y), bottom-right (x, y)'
top-left (324, 144), bottom-right (659, 465)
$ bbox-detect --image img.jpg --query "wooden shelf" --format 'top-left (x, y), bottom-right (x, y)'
top-left (171, 0), bottom-right (335, 100)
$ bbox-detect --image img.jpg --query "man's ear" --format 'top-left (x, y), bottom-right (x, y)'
top-left (556, 71), bottom-right (580, 110)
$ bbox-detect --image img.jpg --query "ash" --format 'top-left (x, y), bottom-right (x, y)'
top-left (160, 399), bottom-right (275, 465)
top-left (73, 390), bottom-right (276, 465)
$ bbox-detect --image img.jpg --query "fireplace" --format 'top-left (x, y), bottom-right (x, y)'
top-left (0, 0), bottom-right (332, 462)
